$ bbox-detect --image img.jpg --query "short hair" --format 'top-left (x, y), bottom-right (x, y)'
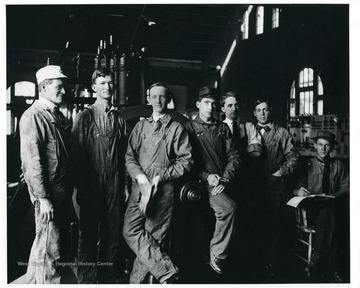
top-left (91, 67), bottom-right (113, 84)
top-left (253, 99), bottom-right (272, 111)
top-left (38, 79), bottom-right (53, 93)
top-left (147, 82), bottom-right (171, 99)
top-left (221, 91), bottom-right (239, 107)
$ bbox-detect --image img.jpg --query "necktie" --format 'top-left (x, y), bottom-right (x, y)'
top-left (256, 125), bottom-right (270, 136)
top-left (53, 107), bottom-right (65, 125)
top-left (232, 121), bottom-right (239, 138)
top-left (154, 119), bottom-right (162, 132)
top-left (322, 161), bottom-right (330, 195)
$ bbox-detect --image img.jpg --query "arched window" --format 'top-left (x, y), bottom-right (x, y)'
top-left (289, 68), bottom-right (324, 118)
top-left (7, 81), bottom-right (37, 135)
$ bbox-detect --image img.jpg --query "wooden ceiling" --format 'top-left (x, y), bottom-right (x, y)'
top-left (7, 4), bottom-right (245, 62)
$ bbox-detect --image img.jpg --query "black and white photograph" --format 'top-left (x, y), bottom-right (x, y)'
top-left (4, 1), bottom-right (359, 286)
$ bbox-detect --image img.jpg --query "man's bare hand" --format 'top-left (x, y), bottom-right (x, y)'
top-left (136, 174), bottom-right (153, 217)
top-left (136, 174), bottom-right (152, 196)
top-left (294, 187), bottom-right (311, 197)
top-left (211, 184), bottom-right (226, 196)
top-left (38, 198), bottom-right (54, 222)
top-left (207, 174), bottom-right (221, 187)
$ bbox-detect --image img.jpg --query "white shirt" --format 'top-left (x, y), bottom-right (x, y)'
top-left (152, 113), bottom-right (165, 126)
top-left (223, 117), bottom-right (261, 146)
top-left (39, 96), bottom-right (57, 112)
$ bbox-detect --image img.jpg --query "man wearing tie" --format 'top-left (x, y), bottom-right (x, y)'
top-left (221, 91), bottom-right (263, 226)
top-left (293, 130), bottom-right (348, 282)
top-left (252, 99), bottom-right (299, 278)
top-left (221, 91), bottom-right (262, 158)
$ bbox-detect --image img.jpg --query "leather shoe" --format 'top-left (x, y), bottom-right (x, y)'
top-left (210, 255), bottom-right (224, 274)
top-left (163, 271), bottom-right (181, 284)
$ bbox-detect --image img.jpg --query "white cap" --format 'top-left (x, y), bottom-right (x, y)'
top-left (36, 65), bottom-right (68, 85)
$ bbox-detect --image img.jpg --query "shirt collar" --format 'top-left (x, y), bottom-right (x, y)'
top-left (147, 113), bottom-right (171, 124)
top-left (316, 156), bottom-right (330, 164)
top-left (94, 99), bottom-right (114, 112)
top-left (38, 96), bottom-right (57, 112)
top-left (194, 115), bottom-right (217, 125)
top-left (223, 117), bottom-right (236, 126)
top-left (152, 113), bottom-right (166, 123)
top-left (257, 121), bottom-right (273, 129)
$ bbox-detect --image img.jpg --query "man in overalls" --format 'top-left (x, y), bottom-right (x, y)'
top-left (123, 82), bottom-right (193, 284)
top-left (71, 67), bottom-right (128, 283)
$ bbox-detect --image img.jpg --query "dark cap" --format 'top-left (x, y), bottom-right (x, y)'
top-left (198, 86), bottom-right (217, 101)
top-left (311, 130), bottom-right (337, 145)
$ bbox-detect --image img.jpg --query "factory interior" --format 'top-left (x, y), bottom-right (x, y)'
top-left (6, 3), bottom-right (352, 285)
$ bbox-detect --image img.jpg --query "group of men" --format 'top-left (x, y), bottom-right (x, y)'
top-left (19, 65), bottom-right (349, 284)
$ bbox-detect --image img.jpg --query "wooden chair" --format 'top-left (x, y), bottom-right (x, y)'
top-left (294, 204), bottom-right (316, 276)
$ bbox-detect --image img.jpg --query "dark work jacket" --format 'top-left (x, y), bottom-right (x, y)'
top-left (184, 116), bottom-right (240, 183)
top-left (255, 122), bottom-right (299, 181)
top-left (295, 157), bottom-right (349, 197)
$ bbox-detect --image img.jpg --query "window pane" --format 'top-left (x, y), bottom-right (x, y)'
top-left (242, 6), bottom-right (253, 40)
top-left (304, 91), bottom-right (310, 114)
top-left (318, 76), bottom-right (324, 95)
top-left (242, 11), bottom-right (249, 39)
top-left (15, 81), bottom-right (36, 97)
top-left (308, 68), bottom-right (314, 86)
top-left (299, 92), bottom-right (305, 115)
top-left (309, 91), bottom-right (314, 114)
top-left (299, 70), bottom-right (304, 88)
top-left (290, 102), bottom-right (296, 117)
top-left (290, 81), bottom-right (296, 99)
top-left (272, 8), bottom-right (280, 28)
top-left (303, 68), bottom-right (309, 87)
top-left (256, 6), bottom-right (264, 35)
top-left (7, 110), bottom-right (16, 136)
top-left (317, 100), bottom-right (323, 115)
top-left (6, 86), bottom-right (11, 104)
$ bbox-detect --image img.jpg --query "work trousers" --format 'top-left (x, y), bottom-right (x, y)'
top-left (261, 175), bottom-right (286, 266)
top-left (123, 182), bottom-right (178, 284)
top-left (206, 184), bottom-right (237, 260)
top-left (77, 196), bottom-right (122, 284)
top-left (25, 194), bottom-right (71, 284)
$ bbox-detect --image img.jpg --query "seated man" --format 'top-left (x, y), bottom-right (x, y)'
top-left (184, 87), bottom-right (240, 275)
top-left (293, 130), bottom-right (349, 282)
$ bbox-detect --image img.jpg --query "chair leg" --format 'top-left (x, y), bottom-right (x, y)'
top-left (308, 233), bottom-right (312, 264)
top-left (306, 233), bottom-right (313, 278)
